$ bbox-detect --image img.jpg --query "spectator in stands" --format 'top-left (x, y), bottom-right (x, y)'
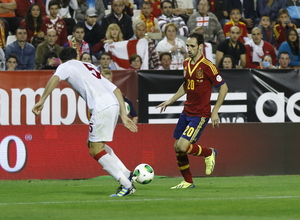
top-left (187, 0), bottom-right (225, 52)
top-left (218, 55), bottom-right (235, 69)
top-left (216, 26), bottom-right (246, 68)
top-left (0, 47), bottom-right (5, 69)
top-left (92, 23), bottom-right (123, 54)
top-left (210, 0), bottom-right (229, 27)
top-left (226, 0), bottom-right (257, 30)
top-left (5, 53), bottom-right (18, 70)
top-left (0, 20), bottom-right (5, 49)
top-left (0, 0), bottom-right (23, 37)
top-left (38, 51), bottom-right (61, 69)
top-left (78, 8), bottom-right (102, 48)
top-left (15, 0), bottom-right (46, 18)
top-left (128, 54), bottom-right (142, 70)
top-left (285, 0), bottom-right (300, 27)
top-left (76, 0), bottom-right (105, 25)
top-left (257, 14), bottom-right (275, 47)
top-left (171, 0), bottom-right (194, 23)
top-left (101, 69), bottom-right (138, 124)
top-left (277, 51), bottom-right (291, 69)
top-left (5, 27), bottom-right (35, 70)
top-left (63, 23), bottom-right (91, 58)
top-left (259, 54), bottom-right (276, 69)
top-left (19, 4), bottom-right (47, 48)
top-left (123, 0), bottom-right (133, 17)
top-left (80, 51), bottom-right (92, 63)
top-left (156, 23), bottom-right (186, 70)
top-left (100, 0), bottom-right (134, 40)
top-left (256, 0), bottom-right (286, 26)
top-left (46, 0), bottom-right (78, 35)
top-left (274, 9), bottom-right (297, 50)
top-left (157, 52), bottom-right (172, 70)
top-left (191, 26), bottom-right (213, 62)
top-left (97, 52), bottom-right (112, 71)
top-left (131, 22), bottom-right (160, 69)
top-left (223, 8), bottom-right (249, 43)
top-left (158, 0), bottom-right (189, 39)
top-left (145, 0), bottom-right (161, 18)
top-left (44, 0), bottom-right (68, 46)
top-left (245, 27), bottom-right (277, 69)
top-left (35, 29), bottom-right (62, 69)
top-left (133, 1), bottom-right (162, 40)
top-left (277, 28), bottom-right (300, 68)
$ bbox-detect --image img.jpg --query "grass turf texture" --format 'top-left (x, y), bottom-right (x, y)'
top-left (0, 175), bottom-right (299, 220)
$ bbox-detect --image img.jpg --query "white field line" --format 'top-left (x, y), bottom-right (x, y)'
top-left (0, 196), bottom-right (299, 206)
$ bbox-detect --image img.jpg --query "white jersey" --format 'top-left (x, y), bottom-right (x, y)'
top-left (54, 60), bottom-right (118, 113)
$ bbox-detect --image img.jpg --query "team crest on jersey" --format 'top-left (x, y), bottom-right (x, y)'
top-left (216, 75), bottom-right (223, 82)
top-left (196, 69), bottom-right (203, 78)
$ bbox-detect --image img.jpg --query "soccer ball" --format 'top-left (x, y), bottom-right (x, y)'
top-left (133, 163), bottom-right (154, 184)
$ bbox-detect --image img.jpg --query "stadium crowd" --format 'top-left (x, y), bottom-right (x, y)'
top-left (1, 0), bottom-right (300, 70)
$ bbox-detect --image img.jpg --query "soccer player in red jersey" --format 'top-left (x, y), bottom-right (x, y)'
top-left (157, 32), bottom-right (228, 189)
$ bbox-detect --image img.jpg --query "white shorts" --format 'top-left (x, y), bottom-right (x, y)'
top-left (88, 105), bottom-right (119, 142)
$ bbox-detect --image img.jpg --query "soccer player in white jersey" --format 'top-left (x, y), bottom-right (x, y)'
top-left (32, 47), bottom-right (138, 197)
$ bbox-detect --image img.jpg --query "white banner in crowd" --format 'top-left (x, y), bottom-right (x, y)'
top-left (105, 38), bottom-right (149, 70)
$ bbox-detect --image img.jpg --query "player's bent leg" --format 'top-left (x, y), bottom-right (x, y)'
top-left (175, 138), bottom-right (191, 152)
top-left (172, 139), bottom-right (195, 188)
top-left (91, 142), bottom-right (135, 196)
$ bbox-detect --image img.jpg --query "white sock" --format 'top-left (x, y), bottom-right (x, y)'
top-left (98, 153), bottom-right (131, 188)
top-left (105, 145), bottom-right (131, 178)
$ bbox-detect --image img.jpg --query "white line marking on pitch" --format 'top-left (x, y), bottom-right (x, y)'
top-left (0, 196), bottom-right (299, 206)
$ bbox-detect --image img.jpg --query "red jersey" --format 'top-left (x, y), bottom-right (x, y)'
top-left (44, 17), bottom-right (68, 46)
top-left (273, 23), bottom-right (297, 49)
top-left (146, 0), bottom-right (161, 18)
top-left (245, 41), bottom-right (277, 68)
top-left (223, 21), bottom-right (248, 43)
top-left (183, 56), bottom-right (225, 118)
top-left (19, 19), bottom-right (47, 43)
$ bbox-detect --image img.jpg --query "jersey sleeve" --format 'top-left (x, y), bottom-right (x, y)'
top-left (203, 59), bottom-right (225, 87)
top-left (54, 63), bottom-right (70, 81)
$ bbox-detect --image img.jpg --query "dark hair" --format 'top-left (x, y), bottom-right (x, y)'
top-left (219, 55), bottom-right (236, 69)
top-left (279, 51), bottom-right (290, 58)
top-left (161, 0), bottom-right (174, 9)
top-left (80, 52), bottom-right (91, 61)
top-left (129, 54), bottom-right (142, 63)
top-left (287, 28), bottom-right (299, 55)
top-left (159, 52), bottom-right (172, 61)
top-left (188, 32), bottom-right (204, 45)
top-left (197, 0), bottom-right (210, 7)
top-left (43, 51), bottom-right (58, 65)
top-left (72, 23), bottom-right (85, 33)
top-left (230, 8), bottom-right (241, 14)
top-left (48, 0), bottom-right (61, 9)
top-left (59, 47), bottom-right (77, 62)
top-left (260, 14), bottom-right (270, 20)
top-left (142, 1), bottom-right (152, 7)
top-left (25, 4), bottom-right (43, 32)
top-left (16, 26), bottom-right (26, 32)
top-left (6, 54), bottom-right (18, 63)
top-left (100, 52), bottom-right (111, 59)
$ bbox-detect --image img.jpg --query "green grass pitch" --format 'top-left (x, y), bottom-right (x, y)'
top-left (0, 175), bottom-right (299, 220)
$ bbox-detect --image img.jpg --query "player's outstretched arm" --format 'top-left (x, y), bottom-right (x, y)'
top-left (156, 82), bottom-right (186, 113)
top-left (32, 75), bottom-right (60, 116)
top-left (211, 83), bottom-right (228, 128)
top-left (113, 88), bottom-right (138, 133)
